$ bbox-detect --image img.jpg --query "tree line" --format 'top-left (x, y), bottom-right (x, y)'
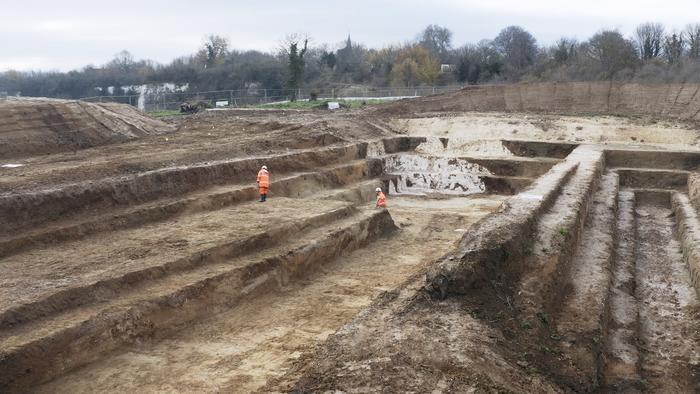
top-left (3, 22), bottom-right (700, 100)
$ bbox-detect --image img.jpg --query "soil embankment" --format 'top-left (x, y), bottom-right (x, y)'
top-left (0, 98), bottom-right (173, 159)
top-left (376, 82), bottom-right (700, 123)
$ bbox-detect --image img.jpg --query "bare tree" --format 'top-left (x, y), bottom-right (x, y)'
top-left (366, 45), bottom-right (401, 85)
top-left (585, 30), bottom-right (639, 78)
top-left (685, 24), bottom-right (700, 59)
top-left (418, 25), bottom-right (453, 62)
top-left (663, 32), bottom-right (685, 64)
top-left (635, 22), bottom-right (665, 60)
top-left (197, 35), bottom-right (229, 68)
top-left (493, 26), bottom-right (537, 77)
top-left (107, 50), bottom-right (135, 73)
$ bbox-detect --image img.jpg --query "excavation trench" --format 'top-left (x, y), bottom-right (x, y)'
top-left (627, 192), bottom-right (700, 392)
top-left (0, 139), bottom-right (517, 392)
top-left (0, 143), bottom-right (371, 235)
top-left (9, 85), bottom-right (700, 393)
top-left (555, 184), bottom-right (700, 391)
top-left (31, 195), bottom-right (504, 393)
top-left (9, 122), bottom-right (700, 393)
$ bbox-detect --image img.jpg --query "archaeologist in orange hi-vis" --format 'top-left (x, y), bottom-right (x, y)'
top-left (257, 165), bottom-right (270, 202)
top-left (375, 187), bottom-right (387, 208)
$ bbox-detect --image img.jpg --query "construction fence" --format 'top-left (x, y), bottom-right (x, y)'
top-left (80, 85), bottom-right (466, 112)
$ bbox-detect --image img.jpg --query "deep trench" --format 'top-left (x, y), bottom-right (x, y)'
top-left (632, 197), bottom-right (700, 392)
top-left (1, 137), bottom-right (529, 392)
top-left (4, 134), bottom-right (700, 393)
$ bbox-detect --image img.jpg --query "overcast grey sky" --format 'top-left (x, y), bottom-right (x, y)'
top-left (3, 0), bottom-right (700, 72)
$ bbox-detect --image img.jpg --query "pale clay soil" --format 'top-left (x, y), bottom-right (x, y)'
top-left (392, 112), bottom-right (700, 154)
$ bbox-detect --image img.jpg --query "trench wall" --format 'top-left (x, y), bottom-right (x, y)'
top-left (380, 82), bottom-right (700, 122)
top-left (0, 144), bottom-right (371, 234)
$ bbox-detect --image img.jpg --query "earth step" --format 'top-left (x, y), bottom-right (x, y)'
top-left (424, 146), bottom-right (588, 296)
top-left (672, 192), bottom-right (700, 296)
top-left (467, 156), bottom-right (559, 177)
top-left (606, 148), bottom-right (700, 171)
top-left (0, 208), bottom-right (396, 392)
top-left (501, 139), bottom-right (577, 158)
top-left (319, 178), bottom-right (387, 203)
top-left (516, 149), bottom-right (604, 317)
top-left (602, 190), bottom-right (641, 390)
top-left (0, 142), bottom-right (369, 234)
top-left (553, 171), bottom-right (619, 390)
top-left (386, 172), bottom-right (532, 195)
top-left (481, 175), bottom-right (532, 195)
top-left (0, 159), bottom-right (379, 258)
top-left (670, 193), bottom-right (700, 391)
top-left (382, 153), bottom-right (559, 178)
top-left (0, 200), bottom-right (356, 330)
top-left (616, 168), bottom-right (688, 190)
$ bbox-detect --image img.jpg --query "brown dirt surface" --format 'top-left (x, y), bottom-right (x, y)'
top-left (634, 203), bottom-right (700, 392)
top-left (0, 98), bottom-right (174, 160)
top-left (0, 198), bottom-right (350, 316)
top-left (0, 109), bottom-right (391, 193)
top-left (272, 279), bottom-right (563, 393)
top-left (5, 84), bottom-right (700, 393)
top-left (33, 196), bottom-right (504, 393)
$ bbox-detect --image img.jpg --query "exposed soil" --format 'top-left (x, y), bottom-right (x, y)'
top-left (392, 112), bottom-right (700, 150)
top-left (33, 196), bottom-right (503, 393)
top-left (634, 203), bottom-right (700, 392)
top-left (0, 98), bottom-right (174, 160)
top-left (4, 84), bottom-right (700, 393)
top-left (0, 113), bottom-right (377, 193)
top-left (0, 198), bottom-right (351, 316)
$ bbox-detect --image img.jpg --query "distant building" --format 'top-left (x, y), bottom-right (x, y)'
top-left (440, 64), bottom-right (455, 73)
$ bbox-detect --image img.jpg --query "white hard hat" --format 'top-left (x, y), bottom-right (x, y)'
top-left (375, 187), bottom-right (382, 192)
top-left (262, 165), bottom-right (267, 170)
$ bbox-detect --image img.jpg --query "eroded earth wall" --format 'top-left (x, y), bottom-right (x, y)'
top-left (378, 82), bottom-right (700, 121)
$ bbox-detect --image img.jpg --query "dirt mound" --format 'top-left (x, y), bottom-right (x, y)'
top-left (0, 98), bottom-right (174, 159)
top-left (374, 82), bottom-right (700, 123)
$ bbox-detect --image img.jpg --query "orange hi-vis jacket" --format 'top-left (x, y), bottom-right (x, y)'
top-left (257, 169), bottom-right (270, 189)
top-left (376, 191), bottom-right (386, 207)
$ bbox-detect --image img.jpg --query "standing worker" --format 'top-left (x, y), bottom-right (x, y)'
top-left (257, 165), bottom-right (270, 202)
top-left (375, 187), bottom-right (386, 208)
